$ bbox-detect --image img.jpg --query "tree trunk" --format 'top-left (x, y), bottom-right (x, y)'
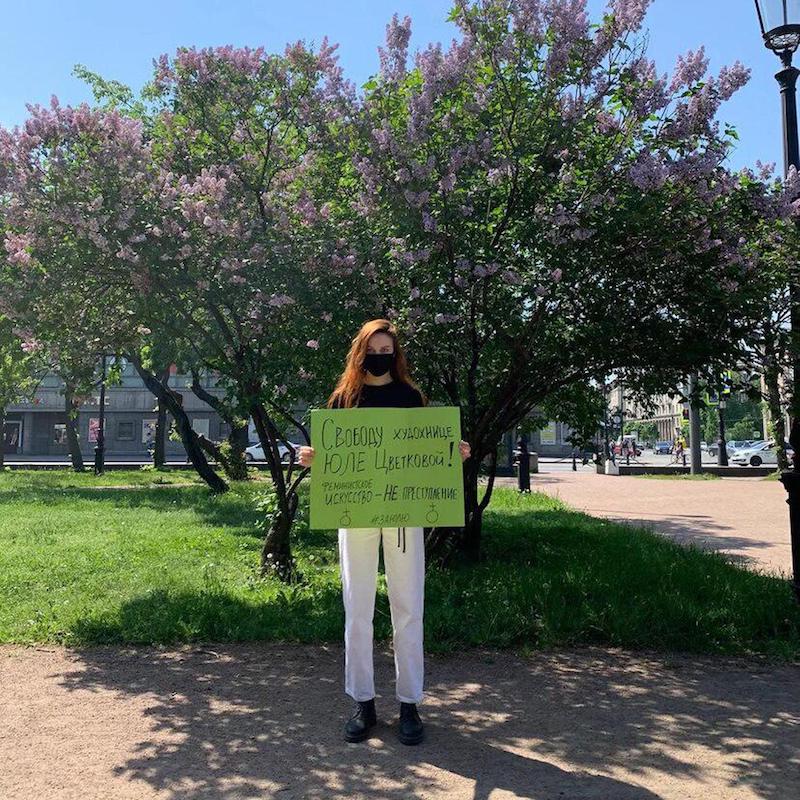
top-left (260, 489), bottom-right (301, 583)
top-left (460, 459), bottom-right (485, 563)
top-left (153, 368), bottom-right (169, 469)
top-left (250, 398), bottom-right (303, 582)
top-left (227, 421), bottom-right (250, 480)
top-left (764, 362), bottom-right (790, 471)
top-left (0, 406), bottom-right (5, 469)
top-left (130, 357), bottom-right (227, 493)
top-left (426, 446), bottom-right (497, 567)
top-left (190, 374), bottom-right (249, 480)
top-left (64, 384), bottom-right (85, 472)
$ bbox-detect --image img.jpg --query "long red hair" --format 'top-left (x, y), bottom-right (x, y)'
top-left (327, 318), bottom-right (427, 408)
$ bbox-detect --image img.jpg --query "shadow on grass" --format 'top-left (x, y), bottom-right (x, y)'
top-left (61, 502), bottom-right (800, 660)
top-left (69, 588), bottom-right (345, 646)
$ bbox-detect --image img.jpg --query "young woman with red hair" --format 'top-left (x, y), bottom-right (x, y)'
top-left (297, 318), bottom-right (470, 745)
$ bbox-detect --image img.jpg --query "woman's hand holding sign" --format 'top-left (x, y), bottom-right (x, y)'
top-left (298, 445), bottom-right (315, 468)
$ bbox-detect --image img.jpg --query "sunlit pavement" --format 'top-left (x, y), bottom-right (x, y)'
top-left (2, 642), bottom-right (798, 800)
top-left (492, 468), bottom-right (790, 577)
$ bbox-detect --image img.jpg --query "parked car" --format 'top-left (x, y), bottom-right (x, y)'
top-left (730, 440), bottom-right (792, 467)
top-left (709, 439), bottom-right (768, 459)
top-left (727, 440), bottom-right (756, 454)
top-left (245, 441), bottom-right (299, 463)
top-left (653, 441), bottom-right (672, 455)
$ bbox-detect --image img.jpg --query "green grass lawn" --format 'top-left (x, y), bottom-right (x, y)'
top-left (0, 466), bottom-right (204, 488)
top-left (1, 470), bottom-right (798, 659)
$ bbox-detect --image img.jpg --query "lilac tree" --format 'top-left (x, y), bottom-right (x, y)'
top-left (0, 98), bottom-right (225, 485)
top-left (122, 43), bottom-right (375, 578)
top-left (352, 0), bottom-right (790, 561)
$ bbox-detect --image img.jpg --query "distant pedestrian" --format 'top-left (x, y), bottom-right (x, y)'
top-left (672, 433), bottom-right (686, 464)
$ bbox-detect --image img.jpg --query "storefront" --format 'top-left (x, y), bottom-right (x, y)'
top-left (2, 416), bottom-right (23, 455)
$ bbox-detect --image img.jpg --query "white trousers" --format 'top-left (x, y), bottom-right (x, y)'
top-left (337, 526), bottom-right (426, 704)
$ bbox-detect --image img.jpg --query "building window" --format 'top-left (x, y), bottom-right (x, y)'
top-left (142, 419), bottom-right (158, 445)
top-left (118, 421), bottom-right (135, 441)
top-left (539, 421), bottom-right (557, 445)
top-left (192, 418), bottom-right (210, 438)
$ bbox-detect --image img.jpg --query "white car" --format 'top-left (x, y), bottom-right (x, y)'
top-left (727, 440), bottom-right (756, 454)
top-left (245, 441), bottom-right (299, 463)
top-left (730, 440), bottom-right (789, 467)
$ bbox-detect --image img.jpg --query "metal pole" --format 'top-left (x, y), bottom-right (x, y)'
top-left (94, 355), bottom-right (107, 476)
top-left (603, 380), bottom-right (611, 464)
top-left (717, 399), bottom-right (729, 467)
top-left (774, 58), bottom-right (800, 601)
top-left (516, 433), bottom-right (530, 493)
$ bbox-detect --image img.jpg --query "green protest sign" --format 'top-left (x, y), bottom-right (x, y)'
top-left (310, 406), bottom-right (465, 529)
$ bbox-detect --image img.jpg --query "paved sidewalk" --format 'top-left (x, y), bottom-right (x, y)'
top-left (2, 642), bottom-right (798, 800)
top-left (494, 472), bottom-right (791, 577)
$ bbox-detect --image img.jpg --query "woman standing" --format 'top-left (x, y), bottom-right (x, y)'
top-left (297, 319), bottom-right (470, 745)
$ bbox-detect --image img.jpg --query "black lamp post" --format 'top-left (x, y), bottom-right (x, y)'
top-left (514, 432), bottom-right (531, 493)
top-left (717, 397), bottom-right (729, 467)
top-left (93, 354), bottom-right (107, 476)
top-left (755, 0), bottom-right (800, 601)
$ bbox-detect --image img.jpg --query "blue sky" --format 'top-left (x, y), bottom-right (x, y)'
top-left (0, 1), bottom-right (785, 171)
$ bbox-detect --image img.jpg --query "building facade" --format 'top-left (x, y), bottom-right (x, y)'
top-left (3, 363), bottom-right (581, 464)
top-left (3, 360), bottom-right (229, 459)
top-left (607, 384), bottom-right (686, 444)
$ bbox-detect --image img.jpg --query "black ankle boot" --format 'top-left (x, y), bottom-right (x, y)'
top-left (344, 698), bottom-right (377, 742)
top-left (397, 702), bottom-right (424, 745)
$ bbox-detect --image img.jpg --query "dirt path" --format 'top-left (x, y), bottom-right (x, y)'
top-left (496, 471), bottom-right (791, 577)
top-left (2, 642), bottom-right (798, 800)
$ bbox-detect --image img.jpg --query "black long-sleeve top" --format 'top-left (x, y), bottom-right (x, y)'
top-left (332, 380), bottom-right (425, 409)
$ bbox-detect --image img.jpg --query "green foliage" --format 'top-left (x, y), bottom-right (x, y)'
top-left (625, 420), bottom-right (658, 443)
top-left (72, 63), bottom-right (151, 120)
top-left (0, 317), bottom-right (42, 410)
top-left (355, 1), bottom-right (781, 457)
top-left (700, 386), bottom-right (764, 445)
top-left (540, 384), bottom-right (607, 449)
top-left (254, 487), bottom-right (280, 536)
top-left (728, 417), bottom-right (762, 441)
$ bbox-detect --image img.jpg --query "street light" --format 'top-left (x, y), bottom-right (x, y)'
top-left (755, 1), bottom-right (800, 61)
top-left (93, 354), bottom-right (107, 476)
top-left (717, 397), bottom-right (729, 467)
top-left (754, 0), bottom-right (800, 601)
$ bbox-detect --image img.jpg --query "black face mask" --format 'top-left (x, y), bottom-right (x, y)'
top-left (362, 352), bottom-right (394, 377)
